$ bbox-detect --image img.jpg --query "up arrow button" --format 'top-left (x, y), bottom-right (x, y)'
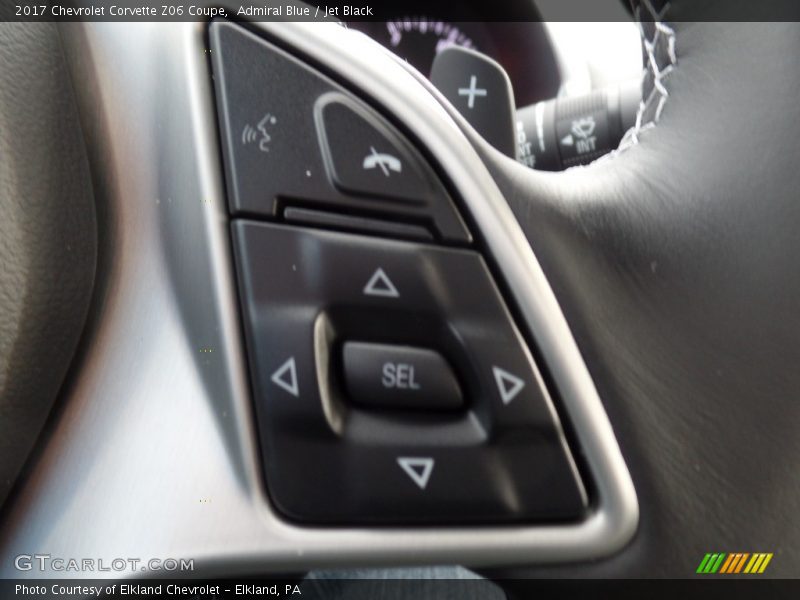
top-left (363, 267), bottom-right (399, 298)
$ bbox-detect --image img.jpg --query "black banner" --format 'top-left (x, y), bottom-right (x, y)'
top-left (3, 0), bottom-right (800, 23)
top-left (3, 578), bottom-right (800, 600)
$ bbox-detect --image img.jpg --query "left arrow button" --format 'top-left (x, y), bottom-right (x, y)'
top-left (271, 357), bottom-right (299, 397)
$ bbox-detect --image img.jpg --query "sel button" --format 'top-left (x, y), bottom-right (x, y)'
top-left (342, 342), bottom-right (463, 410)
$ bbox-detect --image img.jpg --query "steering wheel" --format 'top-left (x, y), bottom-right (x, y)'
top-left (1, 0), bottom-right (798, 581)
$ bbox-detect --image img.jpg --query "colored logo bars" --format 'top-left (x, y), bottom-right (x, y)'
top-left (696, 553), bottom-right (773, 574)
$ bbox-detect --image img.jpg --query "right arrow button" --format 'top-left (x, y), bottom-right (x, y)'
top-left (492, 366), bottom-right (526, 405)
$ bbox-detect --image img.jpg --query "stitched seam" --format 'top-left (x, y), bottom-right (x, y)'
top-left (613, 1), bottom-right (677, 154)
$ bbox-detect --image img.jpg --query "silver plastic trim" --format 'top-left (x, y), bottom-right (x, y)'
top-left (0, 20), bottom-right (636, 577)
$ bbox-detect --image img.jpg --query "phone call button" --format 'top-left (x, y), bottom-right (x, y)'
top-left (315, 93), bottom-right (435, 205)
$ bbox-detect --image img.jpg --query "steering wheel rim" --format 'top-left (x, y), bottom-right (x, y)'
top-left (475, 12), bottom-right (800, 576)
top-left (0, 19), bottom-right (97, 510)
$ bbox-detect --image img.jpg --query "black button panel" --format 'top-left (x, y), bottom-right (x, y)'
top-left (210, 21), bottom-right (470, 243)
top-left (232, 221), bottom-right (587, 524)
top-left (343, 341), bottom-right (463, 411)
top-left (212, 20), bottom-right (588, 526)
